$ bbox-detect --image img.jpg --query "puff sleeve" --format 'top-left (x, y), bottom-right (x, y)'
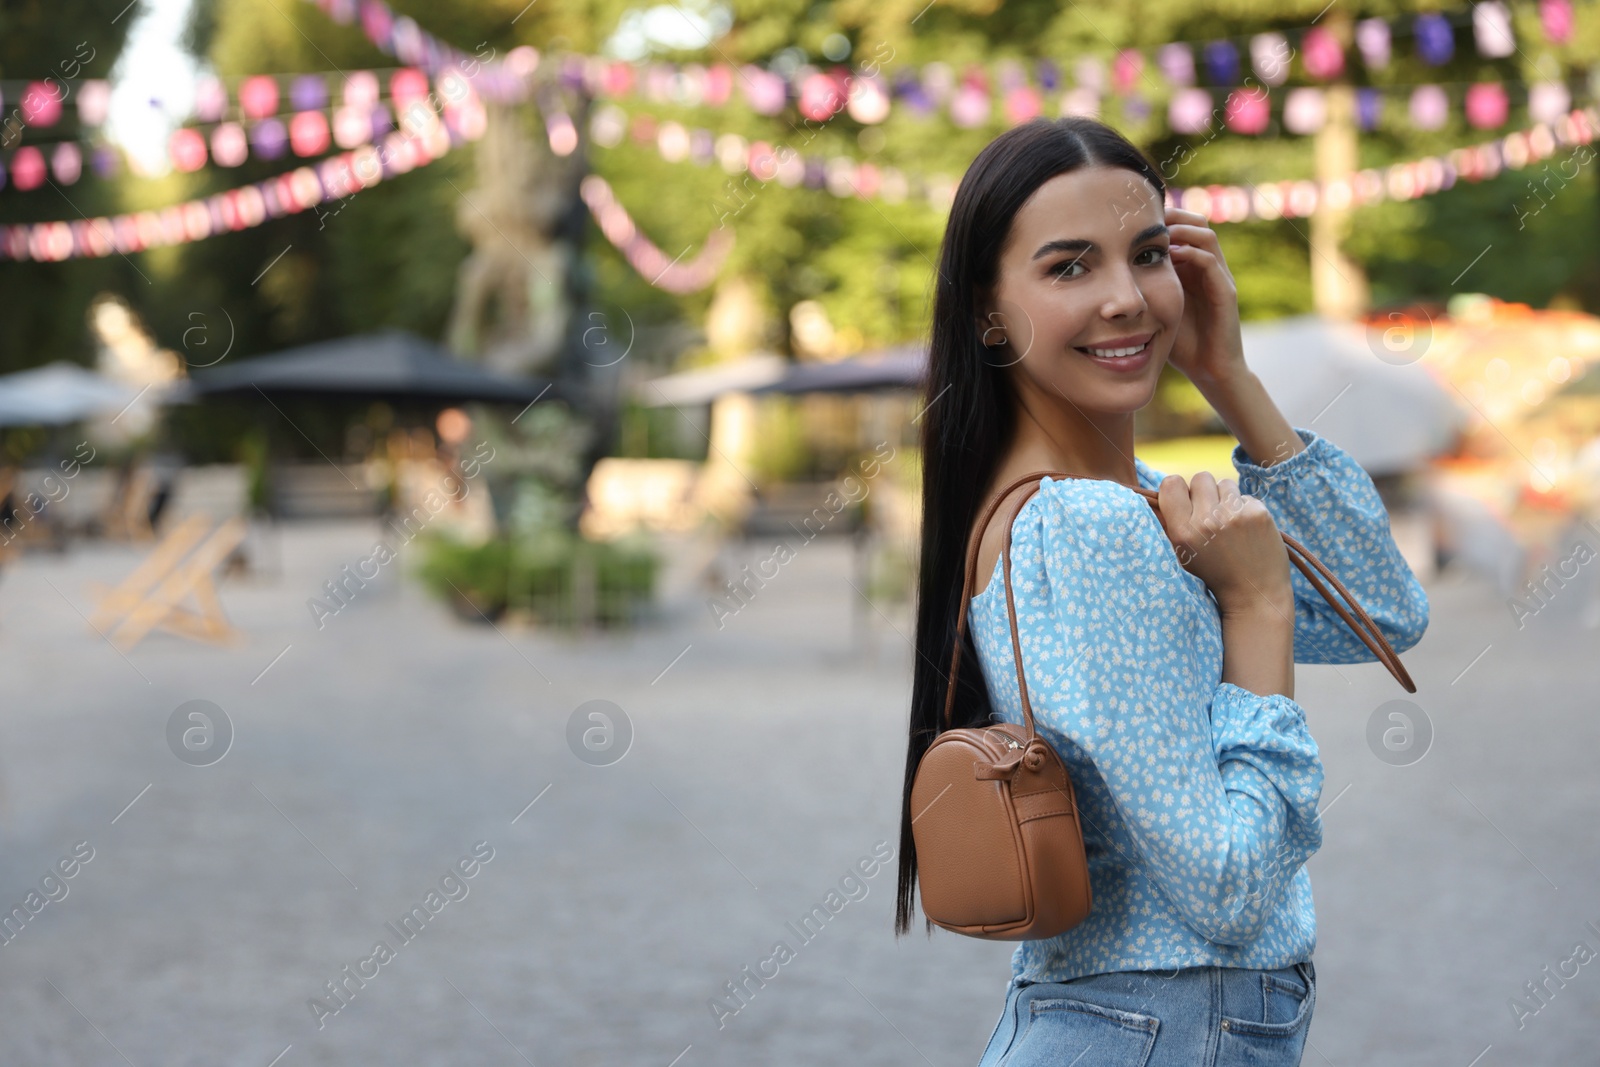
top-left (1231, 427), bottom-right (1430, 664)
top-left (1010, 478), bottom-right (1326, 946)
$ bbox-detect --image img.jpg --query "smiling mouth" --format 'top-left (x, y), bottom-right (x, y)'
top-left (1073, 338), bottom-right (1153, 359)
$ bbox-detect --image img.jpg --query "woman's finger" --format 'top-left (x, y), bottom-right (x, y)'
top-left (1217, 476), bottom-right (1244, 515)
top-left (1157, 474), bottom-right (1192, 543)
top-left (1188, 471), bottom-right (1221, 534)
top-left (1168, 244), bottom-right (1234, 292)
top-left (1169, 239), bottom-right (1220, 262)
top-left (1168, 244), bottom-right (1212, 261)
top-left (1167, 219), bottom-right (1218, 240)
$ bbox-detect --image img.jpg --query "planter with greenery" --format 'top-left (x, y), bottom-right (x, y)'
top-left (416, 527), bottom-right (659, 629)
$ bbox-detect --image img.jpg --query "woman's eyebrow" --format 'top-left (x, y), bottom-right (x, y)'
top-left (1031, 222), bottom-right (1170, 260)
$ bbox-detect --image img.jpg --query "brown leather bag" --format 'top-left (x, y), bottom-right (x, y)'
top-left (911, 469), bottom-right (1418, 941)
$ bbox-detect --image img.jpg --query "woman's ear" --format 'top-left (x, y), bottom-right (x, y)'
top-left (973, 293), bottom-right (1002, 347)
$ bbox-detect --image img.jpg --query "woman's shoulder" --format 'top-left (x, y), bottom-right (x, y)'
top-left (1032, 467), bottom-right (1164, 549)
top-left (1033, 457), bottom-right (1167, 523)
top-left (969, 458), bottom-right (1167, 603)
top-left (980, 456), bottom-right (1164, 522)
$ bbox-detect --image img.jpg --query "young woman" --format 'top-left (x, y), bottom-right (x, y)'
top-left (894, 116), bottom-right (1430, 1066)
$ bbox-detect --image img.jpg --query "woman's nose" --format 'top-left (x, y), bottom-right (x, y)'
top-left (1101, 266), bottom-right (1148, 319)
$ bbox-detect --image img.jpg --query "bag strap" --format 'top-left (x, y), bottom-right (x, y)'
top-left (941, 470), bottom-right (1418, 734)
top-left (943, 471), bottom-right (1064, 738)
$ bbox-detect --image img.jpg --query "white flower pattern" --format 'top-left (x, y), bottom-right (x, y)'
top-left (969, 427), bottom-right (1430, 982)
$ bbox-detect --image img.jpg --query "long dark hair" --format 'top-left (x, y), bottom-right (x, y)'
top-left (894, 116), bottom-right (1166, 937)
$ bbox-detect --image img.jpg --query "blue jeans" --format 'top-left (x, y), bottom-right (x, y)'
top-left (975, 960), bottom-right (1316, 1067)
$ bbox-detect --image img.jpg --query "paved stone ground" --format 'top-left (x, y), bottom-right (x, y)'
top-left (0, 517), bottom-right (1595, 1066)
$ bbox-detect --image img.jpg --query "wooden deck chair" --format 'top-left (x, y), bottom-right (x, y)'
top-left (86, 514), bottom-right (248, 652)
top-left (86, 513), bottom-right (210, 631)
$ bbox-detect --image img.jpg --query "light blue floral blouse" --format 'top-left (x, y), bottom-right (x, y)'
top-left (969, 426), bottom-right (1430, 984)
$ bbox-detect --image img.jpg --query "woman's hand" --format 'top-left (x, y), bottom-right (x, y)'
top-left (1154, 470), bottom-right (1293, 618)
top-left (1164, 205), bottom-right (1248, 388)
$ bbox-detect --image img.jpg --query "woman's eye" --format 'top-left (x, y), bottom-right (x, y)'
top-left (1051, 247), bottom-right (1168, 278)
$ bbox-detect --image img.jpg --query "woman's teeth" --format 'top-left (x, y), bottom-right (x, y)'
top-left (1076, 342), bottom-right (1148, 358)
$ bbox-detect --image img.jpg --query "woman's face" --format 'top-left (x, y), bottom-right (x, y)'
top-left (977, 164), bottom-right (1183, 415)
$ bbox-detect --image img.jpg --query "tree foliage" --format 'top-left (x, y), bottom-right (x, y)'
top-left (2, 0), bottom-right (1598, 398)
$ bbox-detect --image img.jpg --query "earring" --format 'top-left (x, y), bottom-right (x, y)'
top-left (982, 325), bottom-right (1007, 347)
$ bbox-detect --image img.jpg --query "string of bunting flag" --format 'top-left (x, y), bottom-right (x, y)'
top-left (0, 0), bottom-right (1587, 183)
top-left (488, 2), bottom-right (1586, 130)
top-left (585, 70), bottom-right (1592, 145)
top-left (287, 0), bottom-right (1585, 133)
top-left (291, 0), bottom-right (537, 103)
top-left (1170, 104), bottom-right (1600, 223)
top-left (579, 87), bottom-right (1600, 222)
top-left (0, 96), bottom-right (738, 296)
top-left (4, 61), bottom-right (1589, 194)
top-left (578, 172), bottom-right (735, 294)
top-left (0, 65), bottom-right (488, 189)
top-left (508, 2), bottom-right (1584, 122)
top-left (4, 0), bottom-right (1575, 122)
top-left (2, 0), bottom-right (1592, 282)
top-left (0, 105), bottom-right (465, 262)
top-left (6, 95), bottom-right (1594, 277)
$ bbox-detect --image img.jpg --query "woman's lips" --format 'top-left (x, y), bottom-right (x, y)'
top-left (1073, 337), bottom-right (1154, 372)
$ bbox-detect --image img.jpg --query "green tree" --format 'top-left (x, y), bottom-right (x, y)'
top-left (0, 0), bottom-right (143, 371)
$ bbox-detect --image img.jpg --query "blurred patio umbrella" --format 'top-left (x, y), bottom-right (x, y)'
top-left (747, 342), bottom-right (926, 395)
top-left (0, 361), bottom-right (143, 426)
top-left (636, 352), bottom-right (788, 407)
top-left (1239, 314), bottom-right (1464, 475)
top-left (177, 330), bottom-right (555, 405)
top-left (638, 345), bottom-right (930, 407)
